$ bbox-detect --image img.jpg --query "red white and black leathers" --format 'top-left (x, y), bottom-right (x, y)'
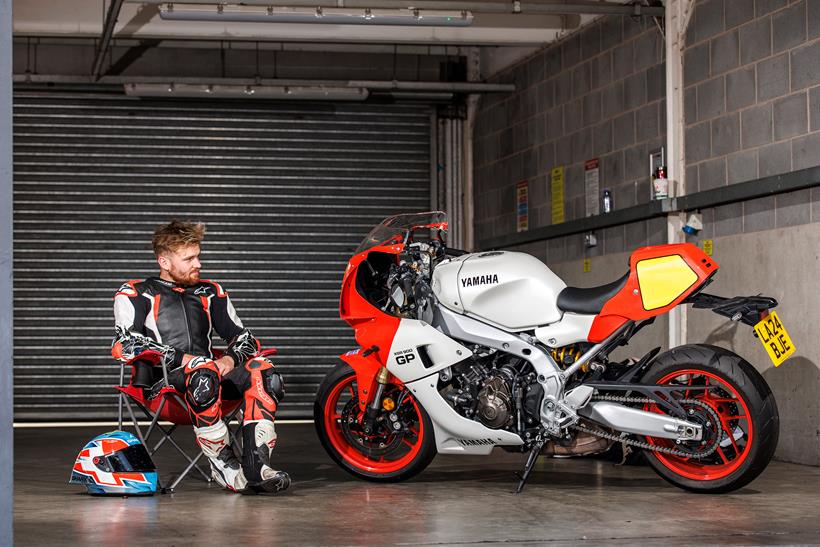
top-left (112, 276), bottom-right (290, 493)
top-left (112, 276), bottom-right (258, 372)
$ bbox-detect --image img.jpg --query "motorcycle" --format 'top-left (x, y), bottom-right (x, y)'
top-left (315, 211), bottom-right (787, 493)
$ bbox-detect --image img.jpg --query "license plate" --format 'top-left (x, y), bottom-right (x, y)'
top-left (753, 311), bottom-right (795, 367)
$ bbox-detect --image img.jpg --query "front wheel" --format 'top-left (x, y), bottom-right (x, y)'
top-left (314, 362), bottom-right (437, 482)
top-left (640, 344), bottom-right (779, 493)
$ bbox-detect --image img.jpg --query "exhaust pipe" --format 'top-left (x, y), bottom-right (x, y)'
top-left (578, 401), bottom-right (703, 441)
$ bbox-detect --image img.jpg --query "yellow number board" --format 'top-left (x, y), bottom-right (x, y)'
top-left (753, 311), bottom-right (795, 367)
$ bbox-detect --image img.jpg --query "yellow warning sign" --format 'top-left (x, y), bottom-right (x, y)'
top-left (702, 239), bottom-right (713, 256)
top-left (583, 258), bottom-right (591, 273)
top-left (551, 166), bottom-right (565, 225)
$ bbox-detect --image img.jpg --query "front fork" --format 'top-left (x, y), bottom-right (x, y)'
top-left (362, 366), bottom-right (390, 435)
top-left (339, 350), bottom-right (396, 431)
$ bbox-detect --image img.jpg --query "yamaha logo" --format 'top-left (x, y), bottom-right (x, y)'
top-left (460, 274), bottom-right (499, 288)
top-left (457, 438), bottom-right (495, 446)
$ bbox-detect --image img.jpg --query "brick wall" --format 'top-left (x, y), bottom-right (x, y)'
top-left (474, 0), bottom-right (820, 260)
top-left (474, 15), bottom-right (668, 261)
top-left (471, 1), bottom-right (820, 467)
top-left (682, 0), bottom-right (820, 244)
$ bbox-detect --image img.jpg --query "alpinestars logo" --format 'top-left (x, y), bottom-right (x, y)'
top-left (461, 274), bottom-right (499, 288)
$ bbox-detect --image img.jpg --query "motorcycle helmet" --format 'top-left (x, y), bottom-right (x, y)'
top-left (69, 430), bottom-right (158, 495)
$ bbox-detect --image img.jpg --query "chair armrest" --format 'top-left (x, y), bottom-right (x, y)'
top-left (121, 350), bottom-right (163, 367)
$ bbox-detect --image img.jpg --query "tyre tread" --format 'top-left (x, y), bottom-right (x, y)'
top-left (640, 344), bottom-right (779, 493)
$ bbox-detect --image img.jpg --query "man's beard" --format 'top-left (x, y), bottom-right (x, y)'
top-left (170, 269), bottom-right (200, 285)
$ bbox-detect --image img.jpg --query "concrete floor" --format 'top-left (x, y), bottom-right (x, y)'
top-left (13, 424), bottom-right (820, 546)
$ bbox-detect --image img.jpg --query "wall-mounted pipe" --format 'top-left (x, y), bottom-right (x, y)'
top-left (13, 74), bottom-right (516, 94)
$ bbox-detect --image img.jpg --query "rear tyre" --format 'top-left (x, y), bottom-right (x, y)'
top-left (314, 362), bottom-right (437, 482)
top-left (640, 344), bottom-right (779, 493)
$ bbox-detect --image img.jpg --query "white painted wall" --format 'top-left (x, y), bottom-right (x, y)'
top-left (687, 224), bottom-right (820, 466)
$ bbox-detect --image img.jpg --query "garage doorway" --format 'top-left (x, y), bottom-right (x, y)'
top-left (12, 90), bottom-right (433, 420)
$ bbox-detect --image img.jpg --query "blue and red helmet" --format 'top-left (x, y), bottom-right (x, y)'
top-left (69, 431), bottom-right (158, 495)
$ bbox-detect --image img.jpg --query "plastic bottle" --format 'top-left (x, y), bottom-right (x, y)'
top-left (602, 189), bottom-right (612, 213)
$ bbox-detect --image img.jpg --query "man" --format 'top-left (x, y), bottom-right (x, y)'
top-left (111, 220), bottom-right (290, 494)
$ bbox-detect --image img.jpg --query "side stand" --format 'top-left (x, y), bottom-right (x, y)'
top-left (514, 436), bottom-right (546, 494)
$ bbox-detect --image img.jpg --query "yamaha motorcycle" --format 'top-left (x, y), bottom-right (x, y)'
top-left (315, 212), bottom-right (787, 493)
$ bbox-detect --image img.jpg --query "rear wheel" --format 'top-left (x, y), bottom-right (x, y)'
top-left (314, 362), bottom-right (437, 482)
top-left (640, 344), bottom-right (779, 493)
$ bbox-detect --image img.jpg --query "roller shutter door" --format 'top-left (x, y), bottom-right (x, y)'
top-left (12, 91), bottom-right (432, 421)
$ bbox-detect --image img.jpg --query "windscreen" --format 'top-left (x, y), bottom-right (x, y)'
top-left (355, 211), bottom-right (447, 254)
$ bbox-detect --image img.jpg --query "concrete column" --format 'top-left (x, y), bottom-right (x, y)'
top-left (463, 47), bottom-right (480, 251)
top-left (0, 0), bottom-right (14, 543)
top-left (665, 0), bottom-right (694, 349)
top-left (430, 111), bottom-right (439, 211)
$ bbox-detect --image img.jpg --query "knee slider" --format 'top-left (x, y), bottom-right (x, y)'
top-left (262, 369), bottom-right (285, 404)
top-left (186, 368), bottom-right (220, 411)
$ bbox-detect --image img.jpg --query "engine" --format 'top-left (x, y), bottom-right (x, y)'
top-left (437, 346), bottom-right (614, 457)
top-left (476, 372), bottom-right (514, 429)
top-left (438, 352), bottom-right (540, 433)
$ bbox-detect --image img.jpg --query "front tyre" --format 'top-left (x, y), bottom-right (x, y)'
top-left (640, 344), bottom-right (779, 493)
top-left (314, 362), bottom-right (437, 482)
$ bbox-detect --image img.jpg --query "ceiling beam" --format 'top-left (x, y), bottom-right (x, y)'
top-left (91, 0), bottom-right (125, 78)
top-left (130, 0), bottom-right (665, 17)
top-left (14, 74), bottom-right (516, 93)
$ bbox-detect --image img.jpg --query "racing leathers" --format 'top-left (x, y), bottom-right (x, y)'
top-left (112, 276), bottom-right (290, 493)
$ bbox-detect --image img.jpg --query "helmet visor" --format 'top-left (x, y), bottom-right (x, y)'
top-left (107, 444), bottom-right (157, 472)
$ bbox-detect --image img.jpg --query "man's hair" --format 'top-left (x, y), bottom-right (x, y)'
top-left (152, 220), bottom-right (206, 255)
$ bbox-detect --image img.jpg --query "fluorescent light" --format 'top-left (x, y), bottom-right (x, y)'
top-left (124, 82), bottom-right (370, 101)
top-left (158, 4), bottom-right (473, 27)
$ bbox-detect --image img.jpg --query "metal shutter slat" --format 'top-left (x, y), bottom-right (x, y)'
top-left (13, 93), bottom-right (431, 421)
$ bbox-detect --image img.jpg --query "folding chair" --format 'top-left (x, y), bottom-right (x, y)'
top-left (115, 350), bottom-right (261, 493)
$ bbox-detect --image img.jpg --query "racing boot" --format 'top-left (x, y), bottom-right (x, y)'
top-left (194, 421), bottom-right (248, 492)
top-left (241, 419), bottom-right (290, 494)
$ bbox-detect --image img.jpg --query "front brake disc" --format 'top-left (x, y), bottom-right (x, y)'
top-left (340, 399), bottom-right (404, 457)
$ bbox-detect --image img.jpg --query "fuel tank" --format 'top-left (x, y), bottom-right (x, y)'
top-left (431, 251), bottom-right (566, 331)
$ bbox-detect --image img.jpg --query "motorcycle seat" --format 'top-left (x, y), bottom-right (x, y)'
top-left (556, 271), bottom-right (630, 314)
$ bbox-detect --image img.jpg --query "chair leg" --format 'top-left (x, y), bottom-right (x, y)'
top-left (121, 397), bottom-right (171, 493)
top-left (118, 393), bottom-right (124, 431)
top-left (144, 396), bottom-right (168, 441)
top-left (129, 399), bottom-right (162, 454)
top-left (156, 426), bottom-right (212, 482)
top-left (118, 363), bottom-right (125, 430)
top-left (152, 424), bottom-right (177, 454)
top-left (122, 392), bottom-right (253, 491)
top-left (168, 451), bottom-right (208, 492)
top-left (123, 397), bottom-right (147, 447)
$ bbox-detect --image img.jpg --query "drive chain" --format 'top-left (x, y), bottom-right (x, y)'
top-left (571, 395), bottom-right (724, 459)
